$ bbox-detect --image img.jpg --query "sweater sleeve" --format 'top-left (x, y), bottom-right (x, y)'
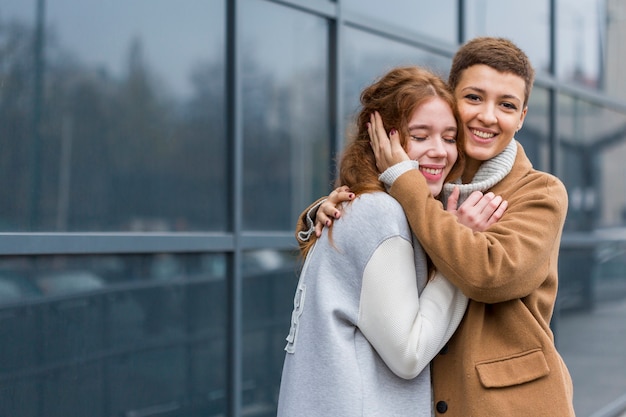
top-left (358, 236), bottom-right (468, 380)
top-left (378, 160), bottom-right (419, 188)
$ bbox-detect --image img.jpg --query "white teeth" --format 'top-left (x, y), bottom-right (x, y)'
top-left (472, 129), bottom-right (495, 139)
top-left (420, 167), bottom-right (443, 175)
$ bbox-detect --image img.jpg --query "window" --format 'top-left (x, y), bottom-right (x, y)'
top-left (241, 0), bottom-right (330, 231)
top-left (343, 0), bottom-right (458, 44)
top-left (0, 1), bottom-right (226, 231)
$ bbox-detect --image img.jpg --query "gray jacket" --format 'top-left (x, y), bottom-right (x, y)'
top-left (277, 192), bottom-right (467, 417)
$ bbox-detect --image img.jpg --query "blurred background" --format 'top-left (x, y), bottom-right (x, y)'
top-left (0, 0), bottom-right (625, 416)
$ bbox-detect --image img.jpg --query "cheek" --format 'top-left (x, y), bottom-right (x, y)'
top-left (457, 105), bottom-right (473, 124)
top-left (511, 116), bottom-right (524, 131)
top-left (501, 116), bottom-right (521, 136)
top-left (405, 142), bottom-right (424, 160)
top-left (447, 145), bottom-right (459, 165)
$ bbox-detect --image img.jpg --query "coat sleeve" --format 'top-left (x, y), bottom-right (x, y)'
top-left (358, 236), bottom-right (468, 380)
top-left (294, 197), bottom-right (327, 253)
top-left (388, 169), bottom-right (568, 303)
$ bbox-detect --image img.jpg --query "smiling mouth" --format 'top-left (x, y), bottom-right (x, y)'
top-left (420, 167), bottom-right (443, 176)
top-left (471, 129), bottom-right (496, 139)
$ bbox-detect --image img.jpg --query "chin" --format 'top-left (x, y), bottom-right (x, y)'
top-left (467, 147), bottom-right (494, 161)
top-left (430, 186), bottom-right (443, 197)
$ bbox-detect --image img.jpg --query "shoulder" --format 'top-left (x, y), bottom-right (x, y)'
top-left (347, 192), bottom-right (406, 219)
top-left (506, 166), bottom-right (566, 203)
top-left (521, 169), bottom-right (567, 204)
top-left (337, 192), bottom-right (410, 236)
top-left (509, 143), bottom-right (568, 203)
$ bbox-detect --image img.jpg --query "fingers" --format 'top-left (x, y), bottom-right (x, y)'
top-left (373, 111), bottom-right (387, 145)
top-left (328, 185), bottom-right (355, 206)
top-left (314, 221), bottom-right (325, 238)
top-left (369, 112), bottom-right (389, 172)
top-left (367, 115), bottom-right (376, 148)
top-left (314, 186), bottom-right (355, 237)
top-left (388, 128), bottom-right (406, 162)
top-left (462, 190), bottom-right (485, 207)
top-left (489, 199), bottom-right (508, 223)
top-left (481, 194), bottom-right (501, 215)
top-left (455, 191), bottom-right (508, 232)
top-left (320, 199), bottom-right (341, 221)
top-left (480, 198), bottom-right (508, 230)
top-left (368, 111), bottom-right (409, 172)
top-left (445, 186), bottom-right (460, 212)
top-left (465, 191), bottom-right (501, 217)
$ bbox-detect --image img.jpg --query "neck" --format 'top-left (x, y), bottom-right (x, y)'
top-left (462, 158), bottom-right (482, 183)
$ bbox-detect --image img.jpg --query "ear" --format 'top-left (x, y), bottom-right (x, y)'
top-left (517, 106), bottom-right (528, 131)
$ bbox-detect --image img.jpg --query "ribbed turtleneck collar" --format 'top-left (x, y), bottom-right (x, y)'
top-left (442, 139), bottom-right (518, 206)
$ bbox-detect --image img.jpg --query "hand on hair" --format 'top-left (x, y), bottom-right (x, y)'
top-left (368, 111), bottom-right (410, 173)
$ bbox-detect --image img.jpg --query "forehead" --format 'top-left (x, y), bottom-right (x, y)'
top-left (408, 97), bottom-right (455, 127)
top-left (456, 64), bottom-right (526, 101)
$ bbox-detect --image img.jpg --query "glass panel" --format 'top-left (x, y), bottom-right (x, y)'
top-left (517, 86), bottom-right (550, 171)
top-left (557, 0), bottom-right (603, 89)
top-left (557, 94), bottom-right (626, 416)
top-left (464, 0), bottom-right (550, 76)
top-left (0, 1), bottom-right (226, 232)
top-left (603, 0), bottom-right (626, 100)
top-left (558, 251), bottom-right (626, 416)
top-left (241, 0), bottom-right (329, 231)
top-left (242, 249), bottom-right (299, 414)
top-left (343, 27), bottom-right (452, 148)
top-left (559, 94), bottom-right (626, 231)
top-left (343, 0), bottom-right (457, 44)
top-left (0, 253), bottom-right (228, 417)
top-left (559, 95), bottom-right (594, 233)
top-left (599, 125), bottom-right (626, 228)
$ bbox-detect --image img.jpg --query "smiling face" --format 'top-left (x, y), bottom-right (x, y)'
top-left (454, 64), bottom-right (527, 176)
top-left (405, 97), bottom-right (459, 197)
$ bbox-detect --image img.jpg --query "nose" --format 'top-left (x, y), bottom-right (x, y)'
top-left (428, 137), bottom-right (447, 158)
top-left (477, 103), bottom-right (497, 125)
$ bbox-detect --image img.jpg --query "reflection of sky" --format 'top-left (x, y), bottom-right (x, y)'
top-left (339, 0), bottom-right (602, 82)
top-left (557, 0), bottom-right (602, 79)
top-left (1, 0), bottom-right (222, 99)
top-left (342, 0), bottom-right (457, 44)
top-left (466, 0), bottom-right (601, 80)
top-left (0, 0), bottom-right (603, 88)
top-left (465, 0), bottom-right (550, 73)
top-left (242, 0), bottom-right (327, 81)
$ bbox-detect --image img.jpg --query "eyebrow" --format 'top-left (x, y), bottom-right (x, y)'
top-left (409, 124), bottom-right (457, 133)
top-left (462, 86), bottom-right (522, 103)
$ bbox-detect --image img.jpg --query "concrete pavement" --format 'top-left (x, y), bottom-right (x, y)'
top-left (558, 297), bottom-right (626, 417)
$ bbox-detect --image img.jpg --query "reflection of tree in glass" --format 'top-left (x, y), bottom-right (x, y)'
top-left (240, 42), bottom-right (330, 231)
top-left (0, 18), bottom-right (40, 230)
top-left (0, 17), bottom-right (228, 232)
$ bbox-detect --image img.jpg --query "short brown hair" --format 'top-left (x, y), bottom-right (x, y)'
top-left (448, 37), bottom-right (535, 107)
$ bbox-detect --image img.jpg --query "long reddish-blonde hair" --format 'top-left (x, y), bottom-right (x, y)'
top-left (301, 66), bottom-right (465, 257)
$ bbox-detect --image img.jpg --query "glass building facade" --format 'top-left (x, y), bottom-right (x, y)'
top-left (0, 0), bottom-right (625, 416)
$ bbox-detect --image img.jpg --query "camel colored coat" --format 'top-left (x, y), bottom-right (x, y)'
top-left (388, 143), bottom-right (575, 416)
